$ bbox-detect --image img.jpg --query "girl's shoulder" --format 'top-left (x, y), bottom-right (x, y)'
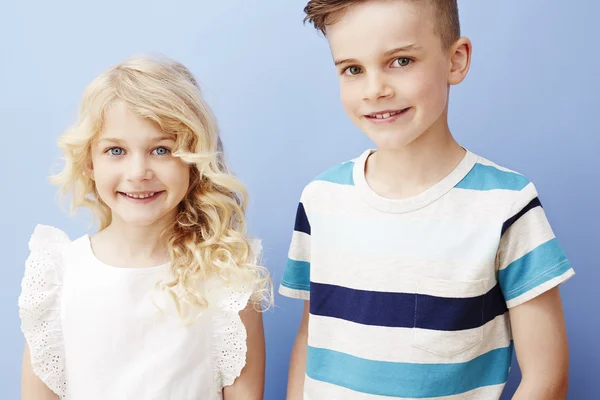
top-left (17, 224), bottom-right (72, 398)
top-left (208, 237), bottom-right (263, 389)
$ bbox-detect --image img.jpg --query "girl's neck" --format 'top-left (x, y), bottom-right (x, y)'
top-left (90, 218), bottom-right (173, 268)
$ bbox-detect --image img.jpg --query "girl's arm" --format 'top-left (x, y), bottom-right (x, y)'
top-left (222, 305), bottom-right (266, 400)
top-left (286, 300), bottom-right (310, 400)
top-left (21, 343), bottom-right (59, 400)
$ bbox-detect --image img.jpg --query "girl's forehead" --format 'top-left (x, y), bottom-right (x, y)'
top-left (97, 101), bottom-right (176, 144)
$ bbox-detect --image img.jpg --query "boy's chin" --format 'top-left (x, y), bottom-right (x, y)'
top-left (365, 130), bottom-right (422, 151)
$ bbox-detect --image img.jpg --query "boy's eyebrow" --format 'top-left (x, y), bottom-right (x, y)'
top-left (383, 44), bottom-right (421, 57)
top-left (334, 44), bottom-right (421, 66)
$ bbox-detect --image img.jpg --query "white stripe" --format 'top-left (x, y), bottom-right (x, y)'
top-left (507, 182), bottom-right (538, 215)
top-left (311, 213), bottom-right (501, 265)
top-left (304, 375), bottom-right (506, 400)
top-left (278, 284), bottom-right (310, 300)
top-left (497, 207), bottom-right (556, 270)
top-left (474, 157), bottom-right (522, 174)
top-left (305, 180), bottom-right (514, 221)
top-left (308, 314), bottom-right (511, 364)
top-left (311, 251), bottom-right (498, 294)
top-left (506, 268), bottom-right (575, 308)
top-left (289, 231), bottom-right (311, 263)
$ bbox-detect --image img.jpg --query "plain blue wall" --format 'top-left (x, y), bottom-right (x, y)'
top-left (1, 1), bottom-right (597, 398)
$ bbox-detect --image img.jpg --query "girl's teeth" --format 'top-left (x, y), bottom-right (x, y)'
top-left (127, 192), bottom-right (155, 199)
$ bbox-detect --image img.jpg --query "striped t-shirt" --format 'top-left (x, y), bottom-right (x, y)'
top-left (278, 149), bottom-right (574, 400)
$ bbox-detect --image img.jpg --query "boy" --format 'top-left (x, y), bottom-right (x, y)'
top-left (279, 1), bottom-right (574, 399)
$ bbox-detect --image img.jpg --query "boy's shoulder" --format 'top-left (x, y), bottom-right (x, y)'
top-left (463, 151), bottom-right (535, 193)
top-left (299, 151), bottom-right (365, 200)
top-left (312, 154), bottom-right (361, 186)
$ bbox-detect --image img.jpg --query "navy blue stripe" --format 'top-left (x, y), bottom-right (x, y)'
top-left (501, 197), bottom-right (542, 236)
top-left (294, 202), bottom-right (311, 235)
top-left (310, 282), bottom-right (507, 331)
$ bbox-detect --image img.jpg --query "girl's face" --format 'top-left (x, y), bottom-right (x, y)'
top-left (89, 100), bottom-right (190, 229)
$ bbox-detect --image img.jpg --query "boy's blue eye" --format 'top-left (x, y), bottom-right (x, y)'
top-left (108, 148), bottom-right (123, 156)
top-left (153, 146), bottom-right (171, 156)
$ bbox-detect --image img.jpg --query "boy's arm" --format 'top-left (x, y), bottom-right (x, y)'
top-left (21, 343), bottom-right (59, 400)
top-left (287, 300), bottom-right (310, 400)
top-left (223, 306), bottom-right (266, 400)
top-left (495, 181), bottom-right (574, 400)
top-left (509, 287), bottom-right (569, 399)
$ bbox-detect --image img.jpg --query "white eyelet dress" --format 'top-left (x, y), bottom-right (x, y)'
top-left (18, 224), bottom-right (260, 400)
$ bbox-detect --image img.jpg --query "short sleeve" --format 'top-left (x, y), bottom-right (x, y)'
top-left (18, 224), bottom-right (70, 398)
top-left (278, 199), bottom-right (311, 300)
top-left (210, 238), bottom-right (262, 390)
top-left (496, 182), bottom-right (574, 308)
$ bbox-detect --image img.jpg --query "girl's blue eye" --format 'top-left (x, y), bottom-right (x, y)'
top-left (153, 147), bottom-right (170, 156)
top-left (108, 148), bottom-right (123, 156)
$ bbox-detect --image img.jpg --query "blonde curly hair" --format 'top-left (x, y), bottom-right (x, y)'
top-left (50, 54), bottom-right (272, 319)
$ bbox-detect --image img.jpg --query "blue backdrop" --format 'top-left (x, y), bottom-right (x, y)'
top-left (0, 1), bottom-right (597, 398)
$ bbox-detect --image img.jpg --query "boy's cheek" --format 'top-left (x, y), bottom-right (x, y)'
top-left (340, 85), bottom-right (361, 114)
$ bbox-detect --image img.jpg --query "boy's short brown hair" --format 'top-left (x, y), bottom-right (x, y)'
top-left (304, 0), bottom-right (460, 49)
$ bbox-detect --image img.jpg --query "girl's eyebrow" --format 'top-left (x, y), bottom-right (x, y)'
top-left (96, 135), bottom-right (176, 144)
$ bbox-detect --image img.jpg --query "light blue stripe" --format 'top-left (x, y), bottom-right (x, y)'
top-left (281, 259), bottom-right (310, 291)
top-left (307, 344), bottom-right (513, 398)
top-left (314, 161), bottom-right (355, 185)
top-left (456, 163), bottom-right (530, 191)
top-left (499, 238), bottom-right (571, 300)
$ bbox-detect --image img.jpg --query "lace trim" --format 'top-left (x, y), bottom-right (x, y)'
top-left (212, 238), bottom-right (262, 390)
top-left (18, 225), bottom-right (70, 399)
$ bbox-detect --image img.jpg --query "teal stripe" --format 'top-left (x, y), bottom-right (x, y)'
top-left (281, 259), bottom-right (310, 291)
top-left (307, 344), bottom-right (513, 398)
top-left (456, 163), bottom-right (530, 191)
top-left (499, 238), bottom-right (571, 300)
top-left (314, 161), bottom-right (355, 185)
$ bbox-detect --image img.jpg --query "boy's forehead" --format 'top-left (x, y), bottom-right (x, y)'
top-left (326, 0), bottom-right (436, 59)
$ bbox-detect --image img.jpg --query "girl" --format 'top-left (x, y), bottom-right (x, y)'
top-left (18, 55), bottom-right (272, 400)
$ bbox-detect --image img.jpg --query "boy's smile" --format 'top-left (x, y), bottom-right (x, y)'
top-left (364, 107), bottom-right (413, 124)
top-left (326, 0), bottom-right (468, 150)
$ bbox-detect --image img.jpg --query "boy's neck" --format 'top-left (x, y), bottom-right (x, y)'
top-left (91, 216), bottom-right (173, 268)
top-left (365, 120), bottom-right (465, 200)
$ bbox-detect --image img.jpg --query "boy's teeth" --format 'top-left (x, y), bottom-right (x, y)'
top-left (374, 111), bottom-right (399, 119)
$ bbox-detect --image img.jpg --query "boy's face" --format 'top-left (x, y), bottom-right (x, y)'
top-left (326, 0), bottom-right (457, 150)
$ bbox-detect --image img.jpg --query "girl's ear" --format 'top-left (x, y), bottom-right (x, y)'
top-left (85, 159), bottom-right (95, 181)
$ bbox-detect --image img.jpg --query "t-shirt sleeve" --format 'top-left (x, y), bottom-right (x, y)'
top-left (278, 195), bottom-right (312, 300)
top-left (496, 181), bottom-right (574, 308)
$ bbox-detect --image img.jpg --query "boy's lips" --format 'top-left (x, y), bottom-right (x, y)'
top-left (364, 107), bottom-right (411, 122)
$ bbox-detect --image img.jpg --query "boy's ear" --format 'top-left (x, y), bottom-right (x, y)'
top-left (448, 37), bottom-right (472, 85)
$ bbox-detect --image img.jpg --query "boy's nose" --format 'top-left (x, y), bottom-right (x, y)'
top-left (363, 73), bottom-right (394, 101)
